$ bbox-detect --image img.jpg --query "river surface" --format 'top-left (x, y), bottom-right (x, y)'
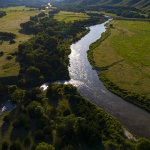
top-left (65, 20), bottom-right (150, 139)
top-left (50, 20), bottom-right (150, 139)
top-left (1, 20), bottom-right (150, 138)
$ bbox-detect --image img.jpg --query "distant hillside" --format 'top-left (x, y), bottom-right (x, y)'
top-left (63, 0), bottom-right (150, 11)
top-left (0, 0), bottom-right (51, 7)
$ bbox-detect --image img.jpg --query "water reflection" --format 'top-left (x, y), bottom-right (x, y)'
top-left (42, 20), bottom-right (150, 139)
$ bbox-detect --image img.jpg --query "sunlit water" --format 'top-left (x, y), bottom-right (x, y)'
top-left (0, 98), bottom-right (16, 115)
top-left (44, 20), bottom-right (150, 139)
top-left (1, 20), bottom-right (150, 138)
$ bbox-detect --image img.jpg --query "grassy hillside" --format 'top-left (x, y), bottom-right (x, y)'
top-left (63, 0), bottom-right (150, 11)
top-left (54, 11), bottom-right (89, 23)
top-left (88, 19), bottom-right (150, 112)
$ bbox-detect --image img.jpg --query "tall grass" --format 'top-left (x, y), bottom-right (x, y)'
top-left (88, 20), bottom-right (150, 112)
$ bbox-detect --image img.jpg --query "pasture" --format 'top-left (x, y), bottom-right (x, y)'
top-left (54, 11), bottom-right (89, 22)
top-left (91, 20), bottom-right (150, 106)
top-left (0, 7), bottom-right (39, 77)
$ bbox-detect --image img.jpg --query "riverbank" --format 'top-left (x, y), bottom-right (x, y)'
top-left (87, 19), bottom-right (150, 112)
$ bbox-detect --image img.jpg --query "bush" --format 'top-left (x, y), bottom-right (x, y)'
top-left (12, 120), bottom-right (20, 128)
top-left (24, 136), bottom-right (31, 144)
top-left (43, 126), bottom-right (52, 135)
top-left (3, 114), bottom-right (10, 122)
top-left (10, 141), bottom-right (23, 150)
top-left (2, 141), bottom-right (9, 149)
top-left (34, 130), bottom-right (44, 140)
top-left (31, 144), bottom-right (36, 150)
top-left (6, 55), bottom-right (13, 60)
top-left (9, 39), bottom-right (16, 44)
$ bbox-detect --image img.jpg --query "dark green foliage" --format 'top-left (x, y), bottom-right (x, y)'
top-left (136, 138), bottom-right (150, 150)
top-left (38, 12), bottom-right (46, 17)
top-left (24, 136), bottom-right (31, 144)
top-left (34, 130), bottom-right (44, 140)
top-left (10, 141), bottom-right (23, 150)
top-left (0, 11), bottom-right (6, 18)
top-left (27, 101), bottom-right (41, 118)
top-left (31, 144), bottom-right (36, 150)
top-left (43, 126), bottom-right (52, 135)
top-left (61, 145), bottom-right (75, 150)
top-left (17, 15), bottom-right (107, 87)
top-left (30, 15), bottom-right (38, 22)
top-left (26, 66), bottom-right (41, 77)
top-left (9, 39), bottom-right (16, 44)
top-left (3, 114), bottom-right (10, 122)
top-left (0, 31), bottom-right (16, 40)
top-left (2, 141), bottom-right (9, 150)
top-left (12, 114), bottom-right (29, 128)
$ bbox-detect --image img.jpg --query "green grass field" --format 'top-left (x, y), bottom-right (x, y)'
top-left (0, 6), bottom-right (31, 12)
top-left (54, 11), bottom-right (89, 22)
top-left (90, 19), bottom-right (150, 110)
top-left (0, 7), bottom-right (39, 77)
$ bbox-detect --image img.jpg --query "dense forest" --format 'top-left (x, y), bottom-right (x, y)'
top-left (1, 83), bottom-right (150, 150)
top-left (0, 10), bottom-right (106, 87)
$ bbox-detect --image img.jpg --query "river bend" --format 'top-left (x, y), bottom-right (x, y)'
top-left (62, 20), bottom-right (150, 139)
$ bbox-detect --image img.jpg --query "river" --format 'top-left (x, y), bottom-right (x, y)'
top-left (52, 19), bottom-right (150, 139)
top-left (1, 20), bottom-right (150, 139)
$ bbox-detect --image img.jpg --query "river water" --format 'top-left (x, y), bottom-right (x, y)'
top-left (1, 20), bottom-right (150, 138)
top-left (57, 20), bottom-right (150, 139)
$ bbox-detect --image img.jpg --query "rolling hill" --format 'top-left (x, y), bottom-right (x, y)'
top-left (63, 0), bottom-right (150, 11)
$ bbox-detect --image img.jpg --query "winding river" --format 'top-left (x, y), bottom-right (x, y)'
top-left (60, 20), bottom-right (150, 139)
top-left (1, 20), bottom-right (150, 139)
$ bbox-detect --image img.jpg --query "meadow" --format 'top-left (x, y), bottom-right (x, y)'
top-left (0, 6), bottom-right (39, 77)
top-left (0, 8), bottom-right (89, 78)
top-left (89, 20), bottom-right (150, 111)
top-left (54, 11), bottom-right (89, 22)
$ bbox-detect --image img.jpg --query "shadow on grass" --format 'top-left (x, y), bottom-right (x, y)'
top-left (18, 29), bottom-right (32, 35)
top-left (10, 127), bottom-right (30, 142)
top-left (0, 76), bottom-right (18, 85)
top-left (1, 121), bottom-right (11, 137)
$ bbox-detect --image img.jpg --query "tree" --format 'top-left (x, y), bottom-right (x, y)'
top-left (10, 141), bottom-right (23, 150)
top-left (109, 24), bottom-right (113, 28)
top-left (2, 141), bottom-right (9, 150)
top-left (148, 13), bottom-right (150, 19)
top-left (11, 89), bottom-right (25, 103)
top-left (27, 66), bottom-right (41, 77)
top-left (136, 138), bottom-right (150, 150)
top-left (8, 85), bottom-right (18, 94)
top-left (36, 142), bottom-right (55, 150)
top-left (34, 130), bottom-right (44, 140)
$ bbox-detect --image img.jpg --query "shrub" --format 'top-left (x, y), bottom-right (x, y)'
top-left (6, 55), bottom-right (13, 60)
top-left (12, 120), bottom-right (20, 128)
top-left (9, 39), bottom-right (16, 44)
top-left (10, 141), bottom-right (23, 150)
top-left (3, 114), bottom-right (10, 122)
top-left (34, 130), bottom-right (44, 140)
top-left (2, 141), bottom-right (9, 149)
top-left (24, 136), bottom-right (31, 144)
top-left (43, 126), bottom-right (52, 135)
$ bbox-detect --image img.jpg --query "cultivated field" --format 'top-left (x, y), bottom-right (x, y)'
top-left (91, 20), bottom-right (150, 109)
top-left (54, 11), bottom-right (89, 22)
top-left (0, 6), bottom-right (39, 77)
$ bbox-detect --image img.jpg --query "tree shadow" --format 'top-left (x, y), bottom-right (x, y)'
top-left (10, 127), bottom-right (30, 142)
top-left (1, 121), bottom-right (11, 137)
top-left (0, 76), bottom-right (18, 85)
top-left (18, 29), bottom-right (32, 35)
